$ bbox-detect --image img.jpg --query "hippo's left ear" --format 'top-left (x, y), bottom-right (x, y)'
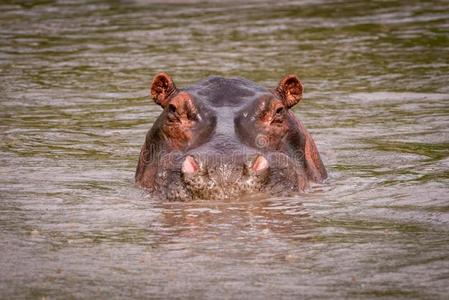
top-left (150, 72), bottom-right (178, 108)
top-left (276, 75), bottom-right (303, 109)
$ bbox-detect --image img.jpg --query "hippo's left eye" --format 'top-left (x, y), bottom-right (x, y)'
top-left (275, 107), bottom-right (285, 116)
top-left (272, 106), bottom-right (286, 123)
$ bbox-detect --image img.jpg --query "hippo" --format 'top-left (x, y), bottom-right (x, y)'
top-left (135, 73), bottom-right (327, 201)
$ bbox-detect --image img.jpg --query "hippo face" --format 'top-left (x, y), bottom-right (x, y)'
top-left (136, 73), bottom-right (327, 201)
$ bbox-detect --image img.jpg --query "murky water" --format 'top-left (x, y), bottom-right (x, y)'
top-left (1, 0), bottom-right (448, 298)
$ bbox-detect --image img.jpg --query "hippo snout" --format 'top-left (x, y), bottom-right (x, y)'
top-left (180, 154), bottom-right (269, 200)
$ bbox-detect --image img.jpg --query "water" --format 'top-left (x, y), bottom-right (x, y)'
top-left (1, 0), bottom-right (448, 298)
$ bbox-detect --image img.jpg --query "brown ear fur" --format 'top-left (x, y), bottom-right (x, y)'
top-left (276, 75), bottom-right (303, 108)
top-left (150, 72), bottom-right (177, 108)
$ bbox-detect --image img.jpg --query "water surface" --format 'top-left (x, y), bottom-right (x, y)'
top-left (1, 0), bottom-right (448, 298)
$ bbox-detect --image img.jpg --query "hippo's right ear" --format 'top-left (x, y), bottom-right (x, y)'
top-left (150, 72), bottom-right (178, 108)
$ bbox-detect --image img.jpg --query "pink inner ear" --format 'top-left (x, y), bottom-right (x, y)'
top-left (252, 155), bottom-right (269, 173)
top-left (182, 156), bottom-right (199, 174)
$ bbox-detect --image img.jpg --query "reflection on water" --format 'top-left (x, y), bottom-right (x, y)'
top-left (1, 0), bottom-right (448, 298)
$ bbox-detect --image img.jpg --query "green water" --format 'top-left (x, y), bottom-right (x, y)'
top-left (1, 0), bottom-right (448, 299)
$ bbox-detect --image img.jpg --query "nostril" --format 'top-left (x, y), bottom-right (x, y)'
top-left (182, 155), bottom-right (199, 175)
top-left (246, 154), bottom-right (269, 175)
top-left (252, 155), bottom-right (269, 173)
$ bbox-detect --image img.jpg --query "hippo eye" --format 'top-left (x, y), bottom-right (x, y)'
top-left (168, 104), bottom-right (177, 114)
top-left (275, 107), bottom-right (285, 116)
top-left (166, 104), bottom-right (179, 122)
top-left (272, 106), bottom-right (285, 123)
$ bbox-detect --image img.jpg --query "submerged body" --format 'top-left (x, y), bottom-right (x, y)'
top-left (136, 73), bottom-right (326, 201)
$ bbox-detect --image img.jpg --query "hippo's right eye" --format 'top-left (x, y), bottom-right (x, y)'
top-left (168, 104), bottom-right (177, 114)
top-left (166, 104), bottom-right (179, 122)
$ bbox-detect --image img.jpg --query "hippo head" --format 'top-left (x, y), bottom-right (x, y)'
top-left (136, 73), bottom-right (327, 201)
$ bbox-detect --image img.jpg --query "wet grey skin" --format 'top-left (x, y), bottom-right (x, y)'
top-left (136, 75), bottom-right (326, 201)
